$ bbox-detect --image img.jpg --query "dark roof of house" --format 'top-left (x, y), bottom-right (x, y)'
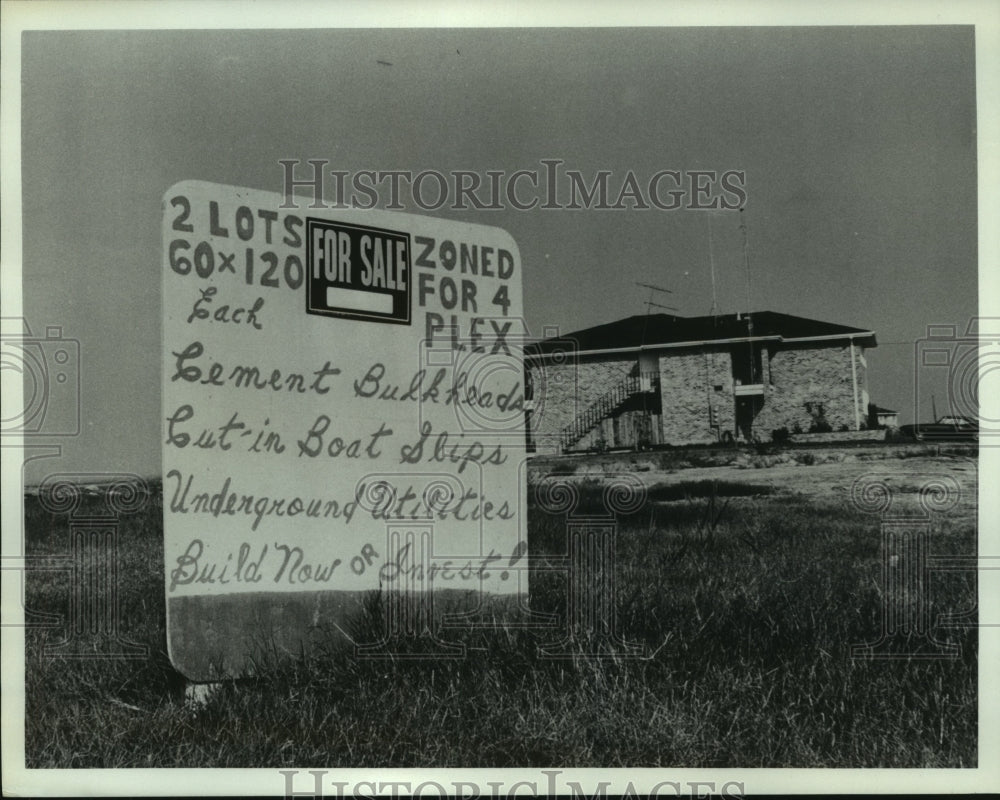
top-left (526, 311), bottom-right (876, 356)
top-left (873, 406), bottom-right (897, 414)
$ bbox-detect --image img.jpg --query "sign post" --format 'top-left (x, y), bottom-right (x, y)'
top-left (162, 181), bottom-right (526, 680)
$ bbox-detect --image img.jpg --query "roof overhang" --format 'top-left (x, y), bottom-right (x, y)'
top-left (526, 330), bottom-right (877, 361)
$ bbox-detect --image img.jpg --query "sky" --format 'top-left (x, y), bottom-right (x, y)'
top-left (14, 24), bottom-right (980, 481)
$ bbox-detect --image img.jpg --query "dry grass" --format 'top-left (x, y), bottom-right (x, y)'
top-left (23, 470), bottom-right (977, 768)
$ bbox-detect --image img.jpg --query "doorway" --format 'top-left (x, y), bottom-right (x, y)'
top-left (734, 395), bottom-right (763, 442)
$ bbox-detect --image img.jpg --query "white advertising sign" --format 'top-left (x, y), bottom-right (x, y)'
top-left (162, 181), bottom-right (526, 679)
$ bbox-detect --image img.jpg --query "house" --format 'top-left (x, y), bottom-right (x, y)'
top-left (869, 405), bottom-right (899, 428)
top-left (524, 310), bottom-right (877, 451)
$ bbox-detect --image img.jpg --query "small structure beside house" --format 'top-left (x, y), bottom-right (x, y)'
top-left (525, 310), bottom-right (877, 452)
top-left (869, 405), bottom-right (899, 428)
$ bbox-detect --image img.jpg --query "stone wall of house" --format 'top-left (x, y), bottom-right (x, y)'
top-left (658, 348), bottom-right (735, 444)
top-left (528, 339), bottom-right (869, 449)
top-left (754, 342), bottom-right (865, 436)
top-left (575, 405), bottom-right (664, 450)
top-left (527, 354), bottom-right (636, 449)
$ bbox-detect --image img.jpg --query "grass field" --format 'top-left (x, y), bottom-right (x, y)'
top-left (22, 453), bottom-right (977, 768)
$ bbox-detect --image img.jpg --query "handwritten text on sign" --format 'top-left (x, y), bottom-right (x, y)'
top-left (162, 181), bottom-right (526, 618)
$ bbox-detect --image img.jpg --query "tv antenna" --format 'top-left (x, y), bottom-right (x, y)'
top-left (636, 282), bottom-right (675, 313)
top-left (635, 282), bottom-right (676, 347)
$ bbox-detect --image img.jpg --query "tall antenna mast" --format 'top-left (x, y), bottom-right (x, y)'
top-left (739, 208), bottom-right (753, 331)
top-left (738, 208), bottom-right (756, 382)
top-left (707, 213), bottom-right (719, 318)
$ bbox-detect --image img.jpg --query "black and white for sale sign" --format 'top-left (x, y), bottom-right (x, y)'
top-left (162, 180), bottom-right (526, 679)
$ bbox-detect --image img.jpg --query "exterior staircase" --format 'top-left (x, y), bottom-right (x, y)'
top-left (559, 372), bottom-right (659, 452)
